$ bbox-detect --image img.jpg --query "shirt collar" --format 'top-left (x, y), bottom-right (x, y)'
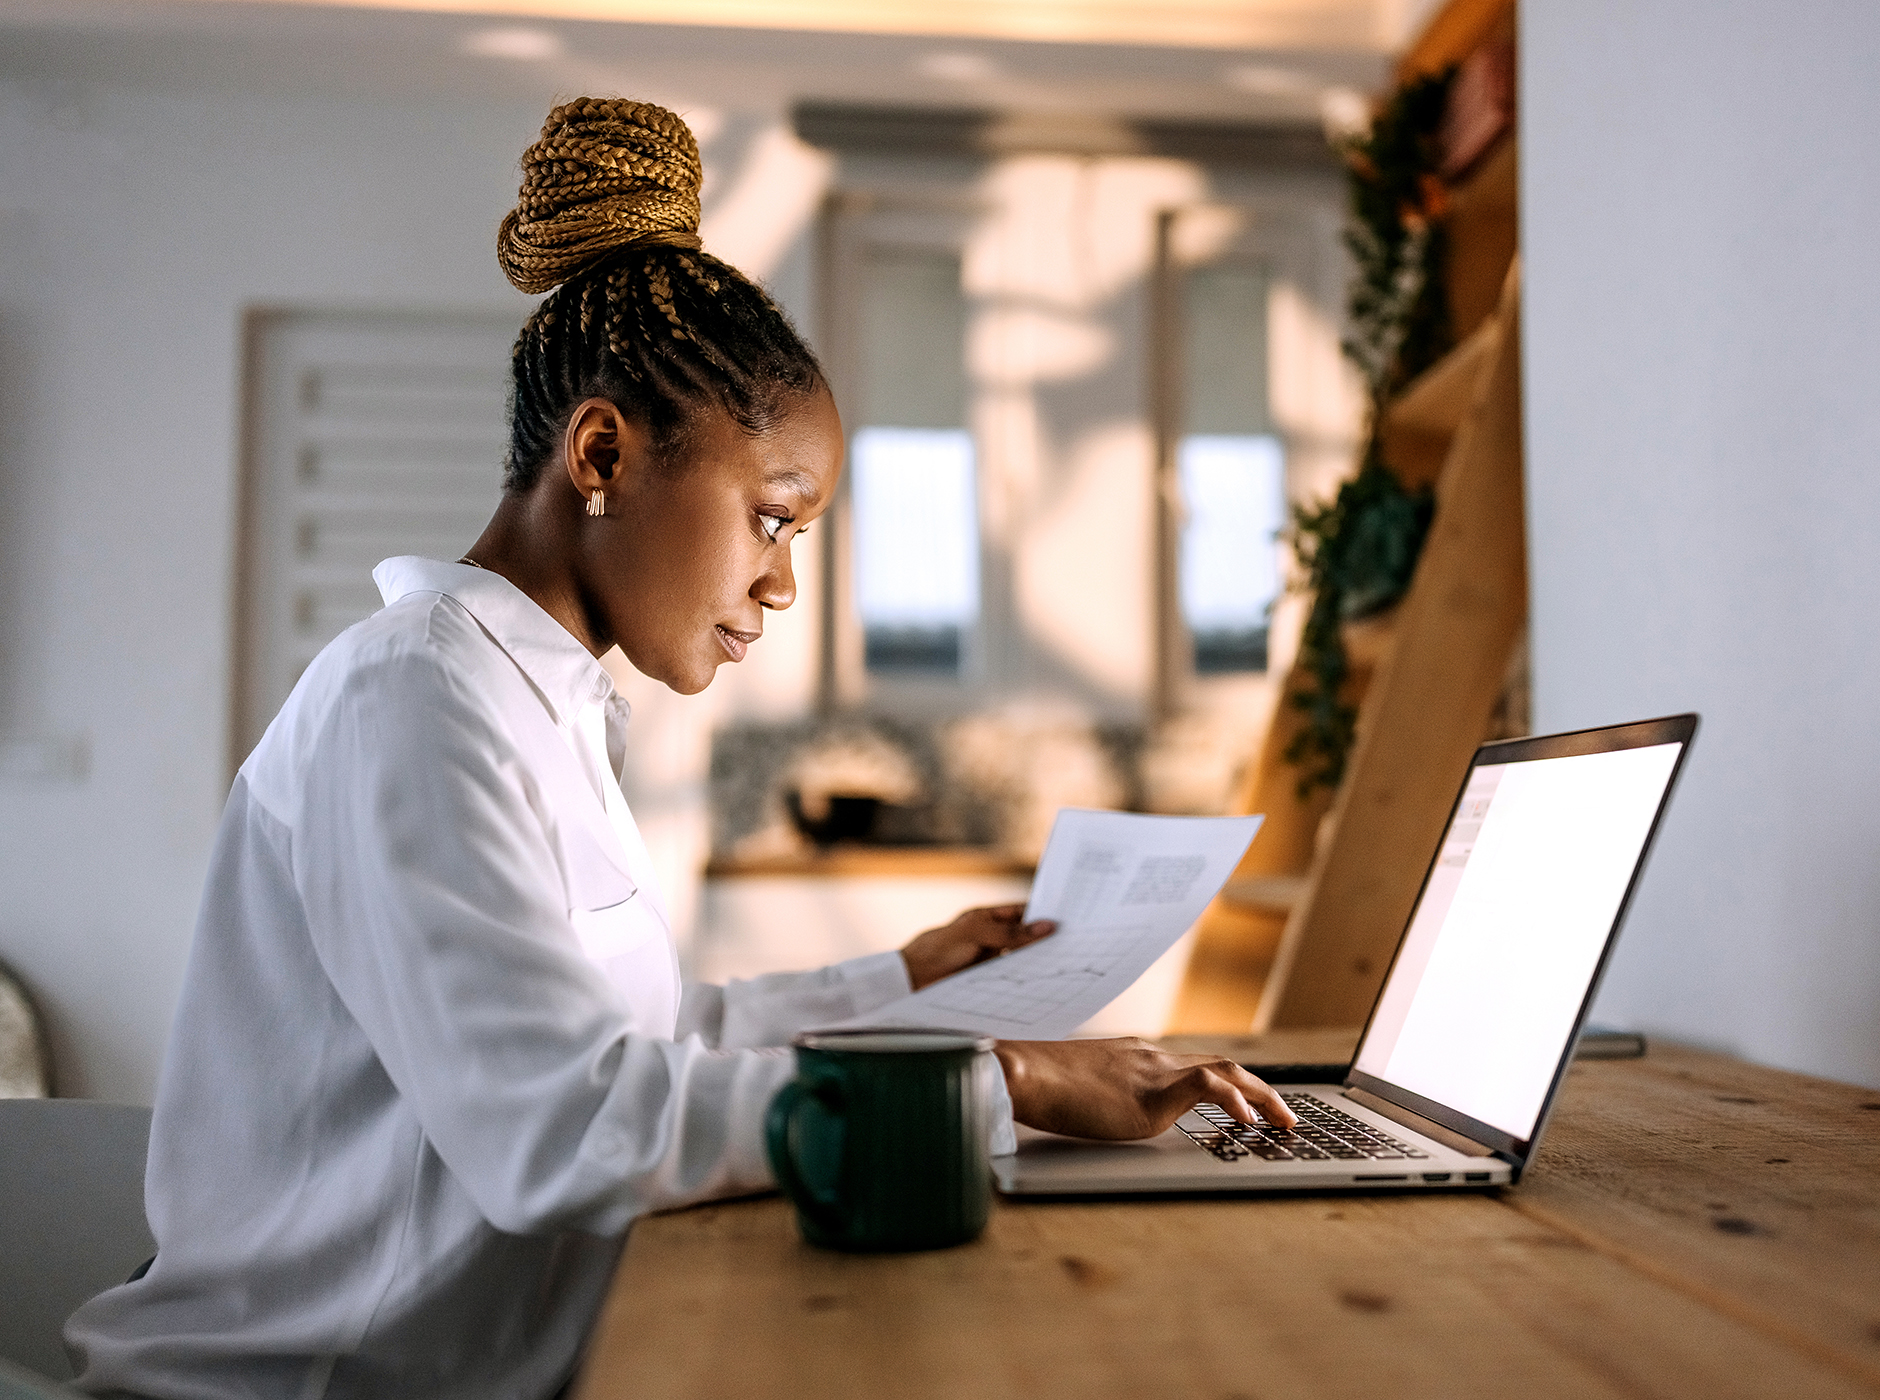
top-left (372, 556), bottom-right (621, 729)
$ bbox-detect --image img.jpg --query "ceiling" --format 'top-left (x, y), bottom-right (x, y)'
top-left (0, 0), bottom-right (1422, 121)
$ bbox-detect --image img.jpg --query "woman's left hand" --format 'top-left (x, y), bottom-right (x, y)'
top-left (901, 904), bottom-right (1057, 991)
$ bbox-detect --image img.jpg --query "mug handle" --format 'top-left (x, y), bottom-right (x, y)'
top-left (765, 1075), bottom-right (849, 1238)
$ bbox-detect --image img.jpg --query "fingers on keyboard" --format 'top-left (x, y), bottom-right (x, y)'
top-left (1185, 1096), bottom-right (1433, 1162)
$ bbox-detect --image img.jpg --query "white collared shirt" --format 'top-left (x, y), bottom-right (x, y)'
top-left (66, 557), bottom-right (932, 1400)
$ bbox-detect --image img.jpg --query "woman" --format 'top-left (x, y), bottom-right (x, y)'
top-left (67, 99), bottom-right (1287, 1400)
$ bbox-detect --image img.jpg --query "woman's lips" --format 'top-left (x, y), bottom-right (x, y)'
top-left (715, 624), bottom-right (760, 662)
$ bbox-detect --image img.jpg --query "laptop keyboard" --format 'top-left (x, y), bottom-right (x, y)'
top-left (1179, 1093), bottom-right (1432, 1163)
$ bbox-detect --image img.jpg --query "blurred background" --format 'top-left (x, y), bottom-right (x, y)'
top-left (3, 0), bottom-right (1878, 1106)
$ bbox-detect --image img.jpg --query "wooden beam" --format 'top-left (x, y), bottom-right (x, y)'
top-left (1164, 659), bottom-right (1345, 1033)
top-left (1256, 261), bottom-right (1525, 1031)
top-left (1380, 313), bottom-right (1502, 488)
top-left (1443, 134), bottom-right (1518, 341)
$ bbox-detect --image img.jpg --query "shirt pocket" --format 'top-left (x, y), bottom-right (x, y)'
top-left (559, 825), bottom-right (680, 1036)
top-left (560, 831), bottom-right (641, 957)
top-left (568, 899), bottom-right (665, 964)
top-left (565, 878), bottom-right (680, 1039)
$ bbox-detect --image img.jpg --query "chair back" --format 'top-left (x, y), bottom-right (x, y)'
top-left (0, 961), bottom-right (50, 1098)
top-left (0, 1101), bottom-right (154, 1381)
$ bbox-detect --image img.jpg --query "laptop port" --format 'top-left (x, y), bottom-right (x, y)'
top-left (1465, 1171), bottom-right (1492, 1182)
top-left (1422, 1172), bottom-right (1452, 1183)
top-left (1353, 1174), bottom-right (1408, 1182)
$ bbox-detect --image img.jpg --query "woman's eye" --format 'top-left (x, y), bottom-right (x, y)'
top-left (759, 513), bottom-right (793, 542)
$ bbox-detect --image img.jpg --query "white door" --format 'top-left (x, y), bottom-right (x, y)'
top-left (234, 309), bottom-right (522, 766)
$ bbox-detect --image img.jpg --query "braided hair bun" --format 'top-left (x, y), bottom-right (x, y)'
top-left (498, 98), bottom-right (704, 296)
top-left (495, 96), bottom-right (824, 491)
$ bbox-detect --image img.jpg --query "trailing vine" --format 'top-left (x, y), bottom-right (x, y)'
top-left (1283, 69), bottom-right (1454, 796)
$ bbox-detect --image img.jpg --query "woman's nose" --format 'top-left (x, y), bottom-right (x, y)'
top-left (754, 550), bottom-right (796, 611)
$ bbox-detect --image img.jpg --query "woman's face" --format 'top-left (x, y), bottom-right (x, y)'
top-left (590, 389), bottom-right (843, 694)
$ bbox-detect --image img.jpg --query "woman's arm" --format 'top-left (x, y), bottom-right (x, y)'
top-left (675, 955), bottom-right (911, 1049)
top-left (674, 904), bottom-right (1052, 1050)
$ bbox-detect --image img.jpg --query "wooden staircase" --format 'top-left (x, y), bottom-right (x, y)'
top-left (1168, 0), bottom-right (1524, 1032)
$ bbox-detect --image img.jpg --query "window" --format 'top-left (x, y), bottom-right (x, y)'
top-left (1176, 262), bottom-right (1284, 675)
top-left (1179, 433), bottom-right (1284, 672)
top-left (851, 426), bottom-right (979, 671)
top-left (816, 177), bottom-right (1344, 721)
top-left (848, 250), bottom-right (978, 677)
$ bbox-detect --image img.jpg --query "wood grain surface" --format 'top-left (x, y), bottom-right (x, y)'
top-left (573, 1038), bottom-right (1880, 1400)
top-left (1512, 1043), bottom-right (1880, 1390)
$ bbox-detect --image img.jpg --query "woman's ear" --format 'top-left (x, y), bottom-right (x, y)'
top-left (562, 398), bottom-right (650, 499)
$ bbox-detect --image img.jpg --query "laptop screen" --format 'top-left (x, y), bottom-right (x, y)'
top-left (1350, 740), bottom-right (1685, 1143)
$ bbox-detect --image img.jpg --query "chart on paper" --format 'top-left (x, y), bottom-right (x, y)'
top-left (912, 925), bottom-right (1155, 1031)
top-left (844, 808), bottom-right (1264, 1040)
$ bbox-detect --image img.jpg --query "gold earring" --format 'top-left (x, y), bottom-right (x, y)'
top-left (587, 489), bottom-right (605, 518)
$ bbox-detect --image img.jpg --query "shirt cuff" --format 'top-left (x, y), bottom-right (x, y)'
top-left (833, 950), bottom-right (912, 1020)
top-left (986, 1050), bottom-right (1018, 1157)
top-left (727, 1046), bottom-right (798, 1192)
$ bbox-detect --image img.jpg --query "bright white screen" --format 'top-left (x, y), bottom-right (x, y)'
top-left (1353, 743), bottom-right (1682, 1140)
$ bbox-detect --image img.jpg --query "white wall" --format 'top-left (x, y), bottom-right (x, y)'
top-left (1523, 0), bottom-right (1880, 1087)
top-left (0, 82), bottom-right (537, 1101)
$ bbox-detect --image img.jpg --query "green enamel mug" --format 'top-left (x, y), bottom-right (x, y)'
top-left (765, 1028), bottom-right (996, 1252)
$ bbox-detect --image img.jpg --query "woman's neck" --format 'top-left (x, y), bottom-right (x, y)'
top-left (462, 492), bottom-right (613, 658)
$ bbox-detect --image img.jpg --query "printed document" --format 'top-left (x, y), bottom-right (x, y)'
top-left (846, 808), bottom-right (1264, 1040)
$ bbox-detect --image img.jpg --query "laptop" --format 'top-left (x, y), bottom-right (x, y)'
top-left (994, 713), bottom-right (1698, 1196)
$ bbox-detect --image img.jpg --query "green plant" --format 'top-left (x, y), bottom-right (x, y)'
top-left (1341, 71), bottom-right (1456, 402)
top-left (1283, 450), bottom-right (1435, 794)
top-left (1284, 70), bottom-right (1454, 796)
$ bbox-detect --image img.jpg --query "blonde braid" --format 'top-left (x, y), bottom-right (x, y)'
top-left (497, 95), bottom-right (824, 492)
top-left (498, 98), bottom-right (703, 295)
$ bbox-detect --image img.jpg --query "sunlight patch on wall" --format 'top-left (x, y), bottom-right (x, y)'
top-left (699, 121), bottom-right (834, 281)
top-left (971, 155), bottom-right (1209, 310)
top-left (969, 307), bottom-right (1114, 389)
top-left (1015, 418), bottom-right (1156, 699)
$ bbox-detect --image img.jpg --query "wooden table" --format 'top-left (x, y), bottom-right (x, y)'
top-left (575, 1031), bottom-right (1880, 1399)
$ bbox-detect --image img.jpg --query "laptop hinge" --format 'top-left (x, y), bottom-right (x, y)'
top-left (1343, 1087), bottom-right (1496, 1158)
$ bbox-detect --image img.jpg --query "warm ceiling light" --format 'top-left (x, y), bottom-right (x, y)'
top-left (1318, 86), bottom-right (1372, 140)
top-left (915, 50), bottom-right (1001, 83)
top-left (187, 2), bottom-right (1398, 55)
top-left (461, 25), bottom-right (564, 59)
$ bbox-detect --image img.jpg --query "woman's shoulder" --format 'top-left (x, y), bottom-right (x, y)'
top-left (242, 591), bottom-right (522, 797)
top-left (313, 589), bottom-right (500, 702)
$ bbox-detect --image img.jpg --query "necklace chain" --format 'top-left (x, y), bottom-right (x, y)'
top-left (458, 556), bottom-right (483, 569)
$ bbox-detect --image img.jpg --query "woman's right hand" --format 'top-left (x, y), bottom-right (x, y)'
top-left (992, 1038), bottom-right (1295, 1141)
